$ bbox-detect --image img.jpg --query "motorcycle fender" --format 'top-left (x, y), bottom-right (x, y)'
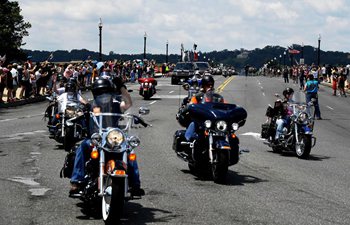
top-left (214, 139), bottom-right (231, 150)
top-left (110, 160), bottom-right (128, 178)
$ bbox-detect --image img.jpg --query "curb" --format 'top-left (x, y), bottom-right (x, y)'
top-left (0, 96), bottom-right (46, 109)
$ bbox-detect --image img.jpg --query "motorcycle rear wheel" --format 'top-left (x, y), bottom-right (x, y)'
top-left (212, 151), bottom-right (229, 183)
top-left (295, 135), bottom-right (312, 159)
top-left (102, 177), bottom-right (125, 225)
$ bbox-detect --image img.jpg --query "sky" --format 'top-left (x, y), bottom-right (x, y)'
top-left (17, 0), bottom-right (350, 55)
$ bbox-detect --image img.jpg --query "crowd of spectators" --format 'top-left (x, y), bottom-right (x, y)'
top-left (0, 58), bottom-right (173, 103)
top-left (261, 64), bottom-right (349, 97)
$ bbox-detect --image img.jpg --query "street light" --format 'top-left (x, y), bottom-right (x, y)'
top-left (301, 42), bottom-right (304, 65)
top-left (143, 32), bottom-right (147, 60)
top-left (98, 18), bottom-right (103, 61)
top-left (283, 51), bottom-right (286, 68)
top-left (317, 34), bottom-right (321, 66)
top-left (166, 40), bottom-right (169, 63)
top-left (279, 54), bottom-right (282, 65)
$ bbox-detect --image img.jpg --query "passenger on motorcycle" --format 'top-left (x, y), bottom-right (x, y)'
top-left (275, 87), bottom-right (294, 142)
top-left (70, 78), bottom-right (144, 197)
top-left (182, 74), bottom-right (215, 141)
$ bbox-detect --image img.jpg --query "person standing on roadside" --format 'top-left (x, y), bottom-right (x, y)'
top-left (10, 63), bottom-right (19, 100)
top-left (304, 74), bottom-right (322, 120)
top-left (299, 66), bottom-right (305, 90)
top-left (331, 68), bottom-right (338, 96)
top-left (338, 73), bottom-right (347, 97)
top-left (283, 67), bottom-right (289, 83)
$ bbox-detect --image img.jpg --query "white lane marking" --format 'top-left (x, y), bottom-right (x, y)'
top-left (241, 132), bottom-right (264, 141)
top-left (149, 100), bottom-right (157, 105)
top-left (326, 106), bottom-right (334, 110)
top-left (169, 90), bottom-right (174, 94)
top-left (153, 95), bottom-right (187, 99)
top-left (262, 92), bottom-right (265, 96)
top-left (29, 188), bottom-right (51, 196)
top-left (1, 129), bottom-right (47, 139)
top-left (0, 113), bottom-right (44, 123)
top-left (8, 177), bottom-right (40, 186)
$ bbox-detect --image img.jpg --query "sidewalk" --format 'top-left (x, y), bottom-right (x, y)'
top-left (320, 80), bottom-right (350, 95)
top-left (0, 87), bottom-right (46, 108)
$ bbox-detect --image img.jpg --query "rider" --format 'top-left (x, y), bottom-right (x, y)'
top-left (275, 87), bottom-right (294, 142)
top-left (180, 74), bottom-right (215, 141)
top-left (70, 78), bottom-right (144, 197)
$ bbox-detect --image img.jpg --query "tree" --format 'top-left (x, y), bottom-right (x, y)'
top-left (0, 0), bottom-right (31, 63)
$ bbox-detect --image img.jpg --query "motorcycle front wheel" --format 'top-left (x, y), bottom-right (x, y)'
top-left (102, 177), bottom-right (125, 225)
top-left (295, 135), bottom-right (312, 159)
top-left (63, 127), bottom-right (74, 152)
top-left (212, 150), bottom-right (229, 183)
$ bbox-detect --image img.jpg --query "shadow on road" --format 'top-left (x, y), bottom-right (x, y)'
top-left (266, 149), bottom-right (331, 161)
top-left (75, 201), bottom-right (175, 224)
top-left (181, 169), bottom-right (266, 186)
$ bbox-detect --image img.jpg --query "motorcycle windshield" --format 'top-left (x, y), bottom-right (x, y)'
top-left (187, 101), bottom-right (247, 125)
top-left (89, 93), bottom-right (122, 134)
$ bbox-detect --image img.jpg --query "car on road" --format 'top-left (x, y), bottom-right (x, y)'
top-left (171, 62), bottom-right (196, 85)
top-left (193, 61), bottom-right (211, 75)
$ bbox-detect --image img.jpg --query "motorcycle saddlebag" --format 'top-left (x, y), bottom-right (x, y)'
top-left (60, 148), bottom-right (76, 178)
top-left (172, 130), bottom-right (190, 153)
top-left (261, 123), bottom-right (275, 139)
top-left (265, 106), bottom-right (275, 118)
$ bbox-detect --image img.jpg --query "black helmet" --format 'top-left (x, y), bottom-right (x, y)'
top-left (91, 78), bottom-right (113, 97)
top-left (283, 87), bottom-right (294, 98)
top-left (65, 79), bottom-right (77, 93)
top-left (201, 74), bottom-right (215, 87)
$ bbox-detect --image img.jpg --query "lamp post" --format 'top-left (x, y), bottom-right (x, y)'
top-left (301, 42), bottom-right (304, 65)
top-left (283, 51), bottom-right (286, 68)
top-left (166, 40), bottom-right (169, 63)
top-left (98, 18), bottom-right (103, 62)
top-left (143, 32), bottom-right (147, 60)
top-left (317, 34), bottom-right (321, 66)
top-left (279, 54), bottom-right (282, 66)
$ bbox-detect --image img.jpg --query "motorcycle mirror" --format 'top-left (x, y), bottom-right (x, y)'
top-left (139, 106), bottom-right (150, 115)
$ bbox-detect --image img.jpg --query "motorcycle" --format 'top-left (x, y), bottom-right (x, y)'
top-left (64, 106), bottom-right (150, 224)
top-left (52, 100), bottom-right (87, 151)
top-left (261, 96), bottom-right (316, 159)
top-left (173, 91), bottom-right (248, 183)
top-left (44, 92), bottom-right (58, 135)
top-left (180, 75), bottom-right (201, 107)
top-left (138, 75), bottom-right (157, 100)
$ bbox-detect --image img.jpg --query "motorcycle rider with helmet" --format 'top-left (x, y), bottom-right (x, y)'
top-left (69, 77), bottom-right (145, 197)
top-left (275, 87), bottom-right (294, 142)
top-left (178, 74), bottom-right (215, 141)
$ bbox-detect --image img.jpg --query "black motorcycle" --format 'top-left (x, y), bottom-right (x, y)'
top-left (61, 106), bottom-right (150, 224)
top-left (173, 92), bottom-right (247, 183)
top-left (50, 100), bottom-right (87, 151)
top-left (44, 92), bottom-right (58, 134)
top-left (261, 97), bottom-right (316, 159)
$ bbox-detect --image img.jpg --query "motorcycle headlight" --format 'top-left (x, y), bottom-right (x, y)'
top-left (65, 109), bottom-right (75, 117)
top-left (216, 121), bottom-right (227, 132)
top-left (144, 82), bottom-right (149, 86)
top-left (128, 136), bottom-right (140, 147)
top-left (107, 129), bottom-right (124, 148)
top-left (91, 133), bottom-right (102, 146)
top-left (297, 112), bottom-right (308, 123)
top-left (232, 123), bottom-right (239, 131)
top-left (204, 120), bottom-right (212, 128)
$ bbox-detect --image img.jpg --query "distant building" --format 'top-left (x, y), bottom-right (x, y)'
top-left (237, 51), bottom-right (249, 59)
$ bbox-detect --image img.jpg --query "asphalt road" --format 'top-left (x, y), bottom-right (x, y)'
top-left (0, 75), bottom-right (349, 225)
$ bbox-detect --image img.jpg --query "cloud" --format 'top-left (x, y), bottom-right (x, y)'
top-left (17, 0), bottom-right (350, 55)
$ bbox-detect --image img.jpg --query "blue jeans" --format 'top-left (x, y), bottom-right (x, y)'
top-left (306, 92), bottom-right (321, 118)
top-left (185, 122), bottom-right (198, 141)
top-left (275, 118), bottom-right (287, 140)
top-left (71, 138), bottom-right (141, 188)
